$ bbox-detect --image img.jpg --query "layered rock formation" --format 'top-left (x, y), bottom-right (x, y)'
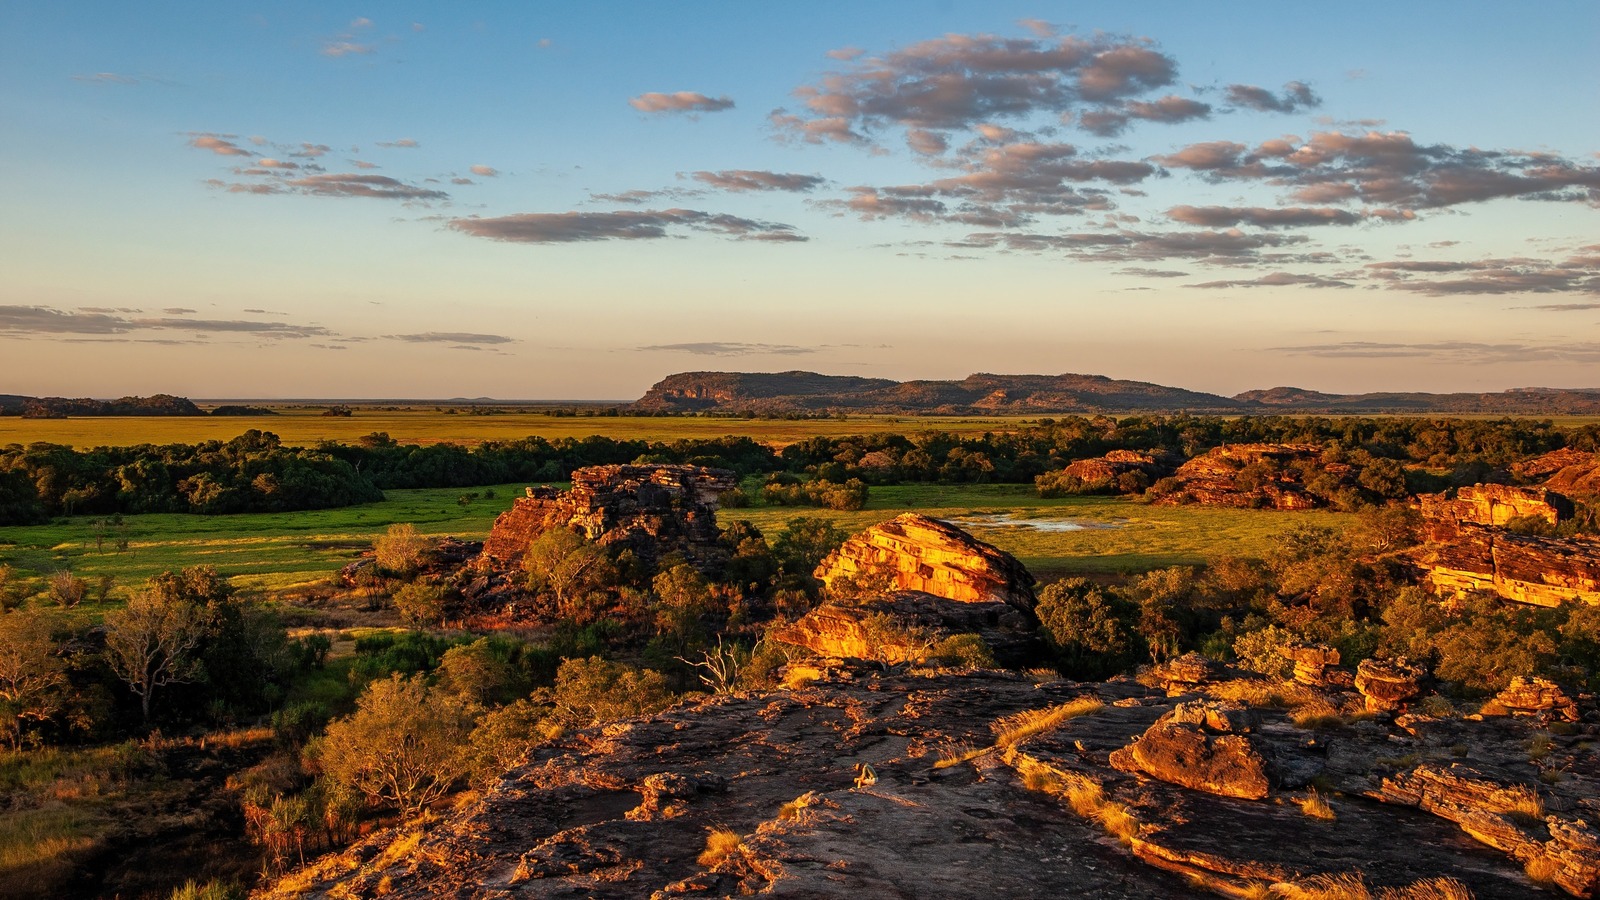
top-left (813, 514), bottom-right (1037, 610)
top-left (477, 464), bottom-right (738, 573)
top-left (1418, 483), bottom-right (1574, 535)
top-left (266, 663), bottom-right (1598, 900)
top-left (769, 591), bottom-right (1041, 668)
top-left (1153, 443), bottom-right (1330, 510)
top-left (1417, 484), bottom-right (1600, 606)
top-left (1056, 449), bottom-right (1182, 491)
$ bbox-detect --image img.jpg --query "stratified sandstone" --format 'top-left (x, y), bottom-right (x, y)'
top-left (1514, 448), bottom-right (1599, 483)
top-left (1109, 700), bottom-right (1271, 800)
top-left (270, 664), bottom-right (1591, 900)
top-left (1418, 483), bottom-right (1574, 536)
top-left (1416, 485), bottom-right (1600, 607)
top-left (477, 464), bottom-right (738, 572)
top-left (814, 514), bottom-right (1037, 610)
top-left (1058, 449), bottom-right (1182, 490)
top-left (1492, 676), bottom-right (1583, 723)
top-left (769, 591), bottom-right (1041, 667)
top-left (1355, 657), bottom-right (1425, 713)
top-left (1154, 443), bottom-right (1329, 510)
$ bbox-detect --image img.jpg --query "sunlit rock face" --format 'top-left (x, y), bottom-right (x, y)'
top-left (813, 513), bottom-right (1037, 610)
top-left (478, 464), bottom-right (738, 572)
top-left (1416, 484), bottom-right (1600, 607)
top-left (1155, 443), bottom-right (1331, 510)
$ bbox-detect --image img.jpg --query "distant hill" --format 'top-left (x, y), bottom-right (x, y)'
top-left (2, 394), bottom-right (207, 417)
top-left (633, 372), bottom-right (1600, 415)
top-left (634, 371), bottom-right (1243, 414)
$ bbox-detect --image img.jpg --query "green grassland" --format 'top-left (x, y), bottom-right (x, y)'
top-left (0, 481), bottom-right (1350, 613)
top-left (0, 407), bottom-right (1033, 449)
top-left (732, 484), bottom-right (1353, 578)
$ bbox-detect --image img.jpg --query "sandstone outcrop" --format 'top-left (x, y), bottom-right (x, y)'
top-left (269, 665), bottom-right (1593, 899)
top-left (768, 591), bottom-right (1041, 667)
top-left (1109, 700), bottom-right (1271, 799)
top-left (1492, 676), bottom-right (1583, 722)
top-left (1545, 453), bottom-right (1600, 500)
top-left (1416, 484), bottom-right (1600, 607)
top-left (1514, 448), bottom-right (1599, 483)
top-left (1283, 643), bottom-right (1353, 688)
top-left (814, 514), bottom-right (1037, 610)
top-left (1418, 483), bottom-right (1574, 536)
top-left (1153, 443), bottom-right (1330, 510)
top-left (1355, 657), bottom-right (1425, 712)
top-left (1057, 449), bottom-right (1182, 490)
top-left (477, 464), bottom-right (738, 572)
top-left (1145, 652), bottom-right (1228, 693)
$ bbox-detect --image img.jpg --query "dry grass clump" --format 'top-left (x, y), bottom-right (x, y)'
top-left (1017, 762), bottom-right (1139, 845)
top-left (777, 792), bottom-right (819, 821)
top-left (932, 744), bottom-right (987, 769)
top-left (1204, 678), bottom-right (1318, 709)
top-left (1524, 853), bottom-right (1563, 885)
top-left (1502, 784), bottom-right (1545, 826)
top-left (991, 697), bottom-right (1104, 748)
top-left (1274, 872), bottom-right (1475, 900)
top-left (1289, 701), bottom-right (1349, 731)
top-left (697, 827), bottom-right (745, 867)
top-left (1298, 789), bottom-right (1336, 822)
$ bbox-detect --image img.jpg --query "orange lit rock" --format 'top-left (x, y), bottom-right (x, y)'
top-left (814, 514), bottom-right (1036, 610)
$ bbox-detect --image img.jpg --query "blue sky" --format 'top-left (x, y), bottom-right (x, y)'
top-left (2, 2), bottom-right (1597, 399)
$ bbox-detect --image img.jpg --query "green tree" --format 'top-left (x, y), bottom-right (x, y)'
top-left (546, 656), bottom-right (674, 728)
top-left (392, 582), bottom-right (448, 627)
top-left (104, 587), bottom-right (210, 724)
top-left (0, 609), bottom-right (67, 747)
top-left (524, 528), bottom-right (614, 613)
top-left (373, 523), bottom-right (429, 577)
top-left (1035, 578), bottom-right (1140, 678)
top-left (316, 673), bottom-right (475, 816)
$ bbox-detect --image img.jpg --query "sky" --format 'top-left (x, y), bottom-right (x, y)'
top-left (2, 2), bottom-right (1598, 400)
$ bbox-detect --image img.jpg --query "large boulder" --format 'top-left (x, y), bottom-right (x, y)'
top-left (1109, 700), bottom-right (1271, 799)
top-left (814, 514), bottom-right (1036, 610)
top-left (477, 464), bottom-right (738, 573)
top-left (1355, 657), bottom-right (1425, 713)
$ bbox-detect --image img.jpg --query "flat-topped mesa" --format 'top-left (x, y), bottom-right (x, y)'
top-left (814, 514), bottom-right (1037, 610)
top-left (1418, 483), bottom-right (1573, 539)
top-left (477, 464), bottom-right (738, 572)
top-left (1154, 443), bottom-right (1331, 510)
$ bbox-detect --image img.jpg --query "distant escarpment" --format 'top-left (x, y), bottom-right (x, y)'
top-left (5, 393), bottom-right (206, 417)
top-left (633, 371), bottom-right (1600, 416)
top-left (633, 371), bottom-right (1243, 415)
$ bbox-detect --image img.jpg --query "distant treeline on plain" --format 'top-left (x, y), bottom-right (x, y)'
top-left (4, 416), bottom-right (1600, 526)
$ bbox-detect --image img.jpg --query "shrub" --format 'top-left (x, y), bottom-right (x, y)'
top-left (47, 571), bottom-right (86, 608)
top-left (315, 673), bottom-right (475, 816)
top-left (373, 523), bottom-right (429, 576)
top-left (391, 582), bottom-right (447, 628)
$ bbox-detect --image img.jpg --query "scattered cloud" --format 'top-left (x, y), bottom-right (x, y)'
top-left (377, 138), bottom-right (419, 148)
top-left (73, 72), bottom-right (138, 85)
top-left (189, 133), bottom-right (252, 156)
top-left (0, 305), bottom-right (332, 339)
top-left (162, 307), bottom-right (197, 314)
top-left (638, 342), bottom-right (817, 356)
top-left (448, 209), bottom-right (806, 243)
top-left (628, 91), bottom-right (734, 114)
top-left (1225, 81), bottom-right (1320, 113)
top-left (469, 164), bottom-right (499, 177)
top-left (1186, 271), bottom-right (1353, 289)
top-left (284, 173), bottom-right (448, 201)
top-left (322, 40), bottom-right (376, 57)
top-left (1269, 340), bottom-right (1600, 364)
top-left (688, 170), bottom-right (826, 192)
top-left (1365, 248), bottom-right (1600, 295)
top-left (1118, 267), bottom-right (1191, 278)
top-left (774, 31), bottom-right (1186, 145)
top-left (1167, 205), bottom-right (1364, 228)
top-left (386, 332), bottom-right (517, 345)
top-left (1077, 95), bottom-right (1211, 137)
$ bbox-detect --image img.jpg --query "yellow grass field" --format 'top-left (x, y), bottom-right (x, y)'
top-left (0, 407), bottom-right (1035, 449)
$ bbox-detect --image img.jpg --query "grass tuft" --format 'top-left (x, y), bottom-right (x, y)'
top-left (1299, 789), bottom-right (1336, 822)
top-left (992, 697), bottom-right (1104, 748)
top-left (697, 827), bottom-right (745, 867)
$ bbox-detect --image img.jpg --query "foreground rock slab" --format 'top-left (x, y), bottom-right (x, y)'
top-left (262, 667), bottom-right (1582, 899)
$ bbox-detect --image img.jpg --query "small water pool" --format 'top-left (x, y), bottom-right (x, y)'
top-left (950, 512), bottom-right (1127, 533)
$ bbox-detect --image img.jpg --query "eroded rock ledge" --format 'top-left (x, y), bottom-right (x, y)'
top-left (262, 663), bottom-right (1598, 900)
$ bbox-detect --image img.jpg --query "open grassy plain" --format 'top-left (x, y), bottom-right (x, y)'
top-left (0, 407), bottom-right (1034, 449)
top-left (0, 480), bottom-right (1349, 618)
